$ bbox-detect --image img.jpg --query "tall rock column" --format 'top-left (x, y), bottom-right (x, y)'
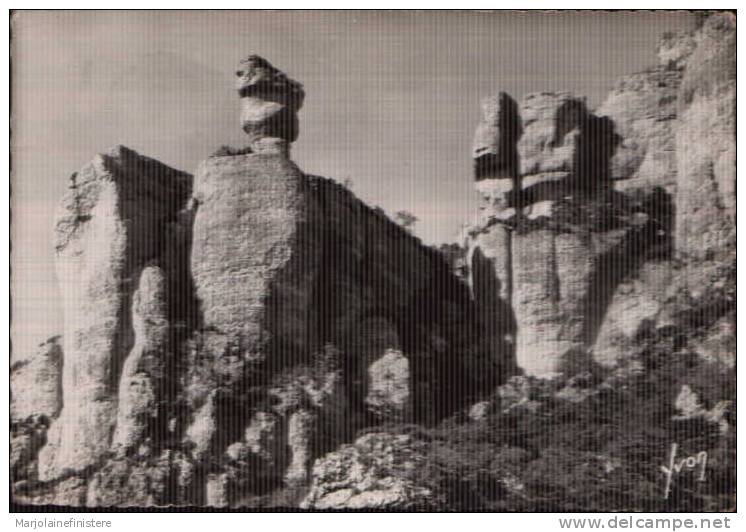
top-left (236, 54), bottom-right (305, 156)
top-left (39, 146), bottom-right (191, 480)
top-left (187, 56), bottom-right (323, 458)
top-left (110, 263), bottom-right (171, 455)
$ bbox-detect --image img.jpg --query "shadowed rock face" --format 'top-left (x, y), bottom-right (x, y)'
top-left (467, 92), bottom-right (633, 378)
top-left (235, 55), bottom-right (305, 152)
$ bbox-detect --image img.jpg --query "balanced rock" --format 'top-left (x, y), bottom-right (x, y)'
top-left (236, 55), bottom-right (305, 153)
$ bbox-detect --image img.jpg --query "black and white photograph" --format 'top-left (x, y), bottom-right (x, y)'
top-left (8, 9), bottom-right (737, 514)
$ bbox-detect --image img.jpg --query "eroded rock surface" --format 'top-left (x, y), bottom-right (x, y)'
top-left (190, 152), bottom-right (322, 365)
top-left (111, 264), bottom-right (171, 455)
top-left (466, 90), bottom-right (659, 377)
top-left (11, 336), bottom-right (63, 422)
top-left (236, 55), bottom-right (305, 153)
top-left (11, 21), bottom-right (737, 509)
top-left (12, 54), bottom-right (486, 507)
top-left (301, 433), bottom-right (439, 510)
top-left (598, 66), bottom-right (682, 195)
top-left (39, 145), bottom-right (191, 481)
top-left (674, 13), bottom-right (736, 291)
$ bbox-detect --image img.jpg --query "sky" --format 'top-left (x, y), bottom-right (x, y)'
top-left (10, 10), bottom-right (695, 357)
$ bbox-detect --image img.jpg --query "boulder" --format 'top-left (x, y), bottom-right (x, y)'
top-left (366, 349), bottom-right (411, 422)
top-left (673, 385), bottom-right (730, 435)
top-left (301, 433), bottom-right (440, 510)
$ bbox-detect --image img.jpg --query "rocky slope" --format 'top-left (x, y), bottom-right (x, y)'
top-left (11, 13), bottom-right (735, 510)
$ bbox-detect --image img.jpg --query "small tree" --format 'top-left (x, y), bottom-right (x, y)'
top-left (394, 210), bottom-right (419, 231)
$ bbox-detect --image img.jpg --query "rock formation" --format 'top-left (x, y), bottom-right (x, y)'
top-left (40, 146), bottom-right (192, 480)
top-left (11, 54), bottom-right (487, 507)
top-left (10, 336), bottom-right (63, 422)
top-left (301, 433), bottom-right (440, 510)
top-left (673, 13), bottom-right (736, 292)
top-left (466, 13), bottom-right (735, 379)
top-left (236, 55), bottom-right (305, 154)
top-left (10, 13), bottom-right (737, 510)
top-left (467, 91), bottom-right (652, 377)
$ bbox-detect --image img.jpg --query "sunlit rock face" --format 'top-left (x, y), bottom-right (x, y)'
top-left (12, 55), bottom-right (485, 507)
top-left (11, 336), bottom-right (63, 423)
top-left (190, 151), bottom-right (323, 365)
top-left (673, 13), bottom-right (736, 292)
top-left (467, 90), bottom-right (641, 378)
top-left (597, 66), bottom-right (683, 197)
top-left (466, 14), bottom-right (735, 380)
top-left (10, 16), bottom-right (737, 507)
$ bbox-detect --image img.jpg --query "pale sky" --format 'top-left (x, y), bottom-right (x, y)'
top-left (10, 10), bottom-right (694, 358)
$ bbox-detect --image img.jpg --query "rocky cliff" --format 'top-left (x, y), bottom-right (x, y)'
top-left (467, 13), bottom-right (735, 380)
top-left (11, 13), bottom-right (736, 511)
top-left (11, 56), bottom-right (493, 508)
